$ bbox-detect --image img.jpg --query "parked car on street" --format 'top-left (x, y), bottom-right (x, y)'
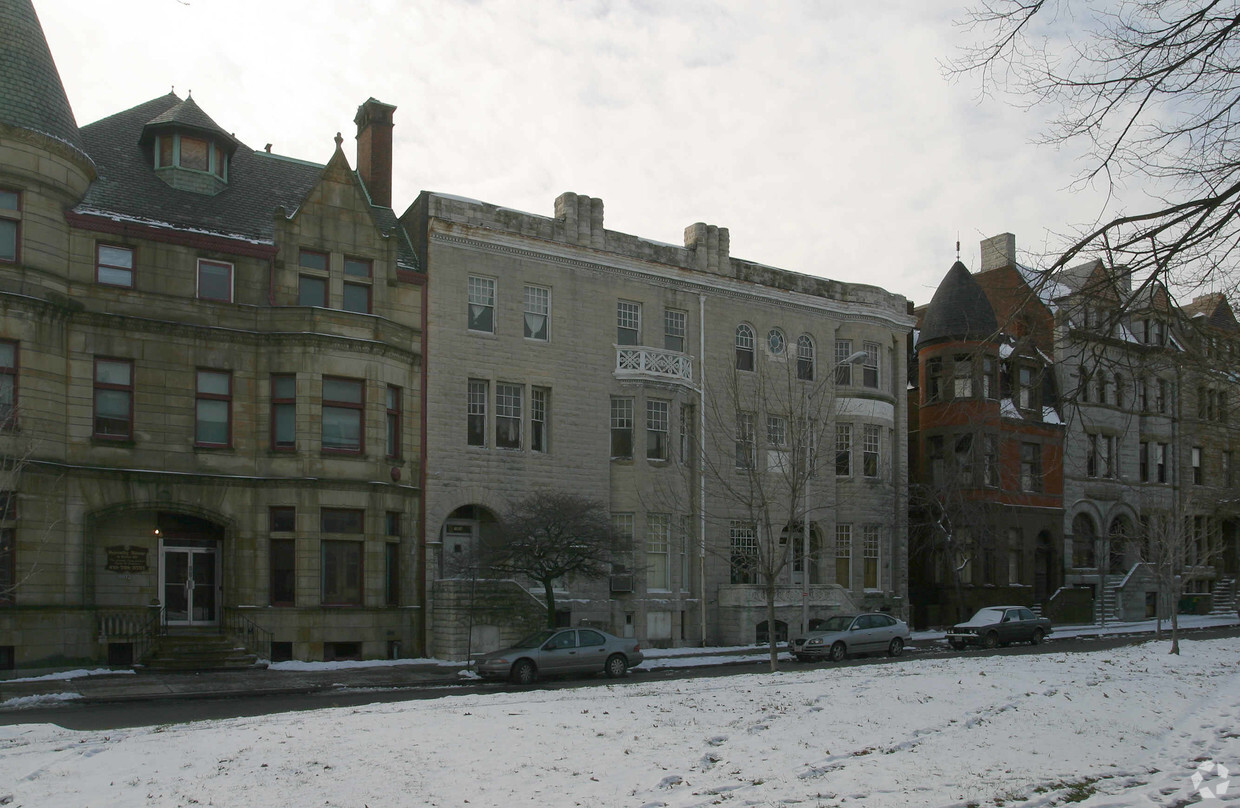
top-left (945, 606), bottom-right (1052, 650)
top-left (787, 613), bottom-right (911, 662)
top-left (475, 627), bottom-right (644, 684)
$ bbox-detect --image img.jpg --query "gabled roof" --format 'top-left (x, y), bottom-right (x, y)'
top-left (75, 93), bottom-right (419, 269)
top-left (918, 261), bottom-right (998, 346)
top-left (1183, 293), bottom-right (1240, 333)
top-left (0, 0), bottom-right (88, 159)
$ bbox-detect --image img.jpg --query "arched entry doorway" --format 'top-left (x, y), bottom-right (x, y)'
top-left (1108, 516), bottom-right (1131, 575)
top-left (1034, 531), bottom-right (1054, 601)
top-left (439, 504), bottom-right (501, 578)
top-left (157, 513), bottom-right (224, 626)
top-left (1072, 513), bottom-right (1097, 568)
top-left (781, 522), bottom-right (823, 586)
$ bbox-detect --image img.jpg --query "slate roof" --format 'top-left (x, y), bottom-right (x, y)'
top-left (1183, 293), bottom-right (1240, 332)
top-left (76, 93), bottom-right (420, 270)
top-left (142, 96), bottom-right (238, 151)
top-left (918, 260), bottom-right (999, 346)
top-left (0, 0), bottom-right (88, 158)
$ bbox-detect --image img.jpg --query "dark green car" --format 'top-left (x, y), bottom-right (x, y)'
top-left (946, 606), bottom-right (1053, 650)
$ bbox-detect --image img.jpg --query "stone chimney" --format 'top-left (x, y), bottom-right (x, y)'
top-left (684, 222), bottom-right (730, 275)
top-left (554, 192), bottom-right (605, 249)
top-left (354, 98), bottom-right (396, 208)
top-left (980, 233), bottom-right (1016, 271)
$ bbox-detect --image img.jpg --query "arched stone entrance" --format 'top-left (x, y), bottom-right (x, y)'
top-left (439, 504), bottom-right (501, 579)
top-left (1108, 516), bottom-right (1132, 575)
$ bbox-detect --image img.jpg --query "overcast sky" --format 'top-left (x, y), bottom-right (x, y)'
top-left (34, 0), bottom-right (1117, 305)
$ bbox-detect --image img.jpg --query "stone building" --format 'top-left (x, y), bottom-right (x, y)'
top-left (909, 258), bottom-right (1064, 628)
top-left (403, 191), bottom-right (913, 657)
top-left (0, 0), bottom-right (424, 670)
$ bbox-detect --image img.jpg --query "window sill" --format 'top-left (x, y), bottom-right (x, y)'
top-left (321, 449), bottom-right (364, 457)
top-left (194, 444), bottom-right (234, 452)
top-left (92, 436), bottom-right (135, 447)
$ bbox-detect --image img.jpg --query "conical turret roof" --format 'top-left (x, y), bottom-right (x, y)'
top-left (918, 260), bottom-right (998, 346)
top-left (0, 0), bottom-right (87, 156)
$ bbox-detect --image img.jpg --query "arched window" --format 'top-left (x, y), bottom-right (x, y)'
top-left (735, 324), bottom-right (755, 371)
top-left (767, 328), bottom-right (786, 356)
top-left (797, 335), bottom-right (815, 380)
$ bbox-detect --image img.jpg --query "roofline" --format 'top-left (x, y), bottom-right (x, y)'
top-left (67, 210), bottom-right (278, 259)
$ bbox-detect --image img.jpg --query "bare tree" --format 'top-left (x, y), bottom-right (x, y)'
top-left (694, 345), bottom-right (861, 672)
top-left (949, 1), bottom-right (1240, 304)
top-left (484, 490), bottom-right (629, 629)
top-left (0, 423), bottom-right (56, 604)
top-left (1140, 499), bottom-right (1226, 654)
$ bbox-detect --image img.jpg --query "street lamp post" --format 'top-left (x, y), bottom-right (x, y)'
top-left (802, 349), bottom-right (869, 635)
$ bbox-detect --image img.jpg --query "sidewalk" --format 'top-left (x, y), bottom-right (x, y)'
top-left (2, 614), bottom-right (1235, 710)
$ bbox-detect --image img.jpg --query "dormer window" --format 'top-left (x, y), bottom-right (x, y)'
top-left (153, 133), bottom-right (227, 180)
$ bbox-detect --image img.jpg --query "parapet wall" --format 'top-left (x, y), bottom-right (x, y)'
top-left (418, 191), bottom-right (905, 313)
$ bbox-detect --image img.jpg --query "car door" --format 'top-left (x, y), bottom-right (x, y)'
top-left (851, 615), bottom-right (879, 652)
top-left (575, 629), bottom-right (609, 673)
top-left (1000, 609), bottom-right (1025, 643)
top-left (538, 629), bottom-right (579, 674)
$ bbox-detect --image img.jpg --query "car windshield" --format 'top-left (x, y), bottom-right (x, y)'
top-left (962, 608), bottom-right (1006, 625)
top-left (511, 629), bottom-right (559, 649)
top-left (816, 616), bottom-right (856, 633)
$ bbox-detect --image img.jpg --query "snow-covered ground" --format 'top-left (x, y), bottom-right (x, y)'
top-left (2, 636), bottom-right (1239, 807)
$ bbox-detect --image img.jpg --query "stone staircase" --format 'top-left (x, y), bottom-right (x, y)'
top-left (1210, 577), bottom-right (1237, 616)
top-left (139, 630), bottom-right (266, 672)
top-left (1093, 576), bottom-right (1123, 624)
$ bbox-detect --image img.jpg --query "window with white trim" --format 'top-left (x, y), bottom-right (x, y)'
top-left (835, 524), bottom-right (852, 587)
top-left (647, 400), bottom-right (669, 461)
top-left (610, 397), bottom-right (633, 459)
top-left (496, 383), bottom-right (522, 449)
top-left (617, 301), bottom-right (641, 345)
top-left (664, 309), bottom-right (686, 352)
top-left (531, 387), bottom-right (549, 452)
top-left (863, 424), bottom-right (880, 477)
top-left (735, 325), bottom-right (755, 371)
top-left (647, 513), bottom-right (671, 591)
top-left (862, 341), bottom-right (880, 389)
top-left (468, 276), bottom-right (495, 333)
top-left (524, 285), bottom-right (549, 340)
top-left (863, 525), bottom-right (880, 588)
top-left (468, 379), bottom-right (488, 447)
top-left (729, 520), bottom-right (757, 584)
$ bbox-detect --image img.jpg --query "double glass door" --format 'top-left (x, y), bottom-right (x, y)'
top-left (161, 542), bottom-right (218, 625)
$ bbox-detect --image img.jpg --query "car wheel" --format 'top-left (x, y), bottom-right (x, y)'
top-left (949, 640), bottom-right (965, 651)
top-left (982, 631), bottom-right (999, 650)
top-left (794, 654), bottom-right (809, 663)
top-left (510, 659), bottom-right (536, 685)
top-left (1031, 628), bottom-right (1045, 646)
top-left (604, 653), bottom-right (628, 678)
top-left (829, 641), bottom-right (847, 662)
top-left (887, 637), bottom-right (904, 657)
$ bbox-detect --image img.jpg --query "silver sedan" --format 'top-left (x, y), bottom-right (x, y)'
top-left (788, 613), bottom-right (910, 662)
top-left (475, 627), bottom-right (644, 685)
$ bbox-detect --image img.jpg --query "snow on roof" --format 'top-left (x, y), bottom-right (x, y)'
top-left (1016, 262), bottom-right (1070, 310)
top-left (1000, 398), bottom-right (1023, 419)
top-left (1042, 406), bottom-right (1062, 424)
top-left (75, 207), bottom-right (274, 246)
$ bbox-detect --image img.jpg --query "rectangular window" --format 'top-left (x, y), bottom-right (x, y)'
top-left (863, 424), bottom-right (880, 478)
top-left (610, 397), bottom-right (633, 459)
top-left (647, 400), bottom-right (669, 461)
top-left (1008, 528), bottom-right (1023, 585)
top-left (955, 434), bottom-right (974, 485)
top-left (679, 404), bottom-right (694, 463)
top-left (836, 424), bottom-right (852, 476)
top-left (195, 369), bottom-right (232, 447)
top-left (1157, 378), bottom-right (1169, 414)
top-left (1020, 442), bottom-right (1042, 492)
top-left (344, 257), bottom-right (371, 278)
top-left (0, 528), bottom-right (13, 606)
top-left (1156, 442), bottom-right (1168, 483)
top-left (180, 136), bottom-right (209, 171)
top-left (863, 342), bottom-right (880, 389)
top-left (468, 276), bottom-right (495, 333)
top-left (1193, 446), bottom-right (1203, 485)
top-left (93, 357), bottom-right (133, 440)
top-left (1018, 367), bottom-right (1036, 410)
top-left (321, 540), bottom-right (363, 605)
top-left (835, 340), bottom-right (854, 385)
top-left (270, 539), bottom-right (295, 606)
top-left (299, 275), bottom-right (327, 307)
top-left (617, 301), bottom-right (641, 345)
top-left (197, 259), bottom-right (233, 302)
top-left (97, 244), bottom-right (135, 288)
top-left (664, 309), bottom-right (686, 352)
top-left (863, 525), bottom-right (880, 589)
top-left (729, 521), bottom-right (757, 584)
top-left (385, 543), bottom-right (400, 606)
top-left (835, 524), bottom-right (852, 587)
top-left (342, 281), bottom-right (371, 314)
top-left (322, 377), bottom-right (364, 454)
top-left (983, 435), bottom-right (999, 487)
top-left (271, 375), bottom-right (296, 451)
top-left (270, 506), bottom-right (296, 533)
top-left (735, 411), bottom-right (755, 469)
top-left (767, 414), bottom-right (788, 472)
top-left (1139, 378), bottom-right (1149, 412)
top-left (385, 511), bottom-right (401, 538)
top-left (0, 341), bottom-right (16, 429)
top-left (385, 385), bottom-right (401, 459)
top-left (321, 507), bottom-right (364, 534)
top-left (1226, 451), bottom-right (1234, 487)
top-left (299, 248), bottom-right (328, 272)
top-left (953, 355), bottom-right (973, 398)
top-left (496, 383), bottom-right (522, 449)
top-left (928, 435), bottom-right (945, 485)
top-left (524, 285), bottom-right (549, 341)
top-left (680, 515), bottom-right (692, 592)
top-left (468, 380), bottom-right (488, 447)
top-left (647, 513), bottom-right (671, 591)
top-left (1140, 441), bottom-right (1149, 483)
top-left (531, 387), bottom-right (549, 452)
top-left (982, 356), bottom-right (997, 399)
top-left (0, 189), bottom-right (19, 263)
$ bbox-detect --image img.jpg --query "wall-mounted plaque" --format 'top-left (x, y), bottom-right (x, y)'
top-left (105, 544), bottom-right (149, 573)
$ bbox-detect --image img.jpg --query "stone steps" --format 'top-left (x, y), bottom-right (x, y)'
top-left (140, 632), bottom-right (266, 672)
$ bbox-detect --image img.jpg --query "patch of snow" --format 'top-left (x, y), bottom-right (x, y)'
top-left (4, 668), bottom-right (135, 684)
top-left (267, 657), bottom-right (461, 672)
top-left (0, 692), bottom-right (83, 709)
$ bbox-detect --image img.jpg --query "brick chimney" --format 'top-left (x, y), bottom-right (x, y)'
top-left (354, 98), bottom-right (396, 208)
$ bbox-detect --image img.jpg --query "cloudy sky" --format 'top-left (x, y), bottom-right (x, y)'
top-left (34, 0), bottom-right (1116, 305)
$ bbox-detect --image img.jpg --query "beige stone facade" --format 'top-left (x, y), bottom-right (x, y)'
top-left (405, 192), bottom-right (912, 658)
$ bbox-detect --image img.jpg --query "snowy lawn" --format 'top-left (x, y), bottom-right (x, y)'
top-left (2, 637), bottom-right (1238, 807)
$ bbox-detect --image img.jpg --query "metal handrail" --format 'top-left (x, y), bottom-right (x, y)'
top-left (222, 608), bottom-right (272, 662)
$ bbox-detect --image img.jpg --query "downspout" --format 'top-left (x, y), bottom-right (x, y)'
top-left (417, 269), bottom-right (430, 656)
top-left (267, 255), bottom-right (276, 306)
top-left (698, 293), bottom-right (708, 645)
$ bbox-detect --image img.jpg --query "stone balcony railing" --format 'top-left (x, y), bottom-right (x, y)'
top-left (717, 583), bottom-right (856, 610)
top-left (615, 346), bottom-right (694, 386)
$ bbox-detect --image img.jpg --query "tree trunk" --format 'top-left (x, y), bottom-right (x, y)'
top-left (543, 579), bottom-right (557, 628)
top-left (1169, 579), bottom-right (1181, 655)
top-left (765, 579), bottom-right (779, 672)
